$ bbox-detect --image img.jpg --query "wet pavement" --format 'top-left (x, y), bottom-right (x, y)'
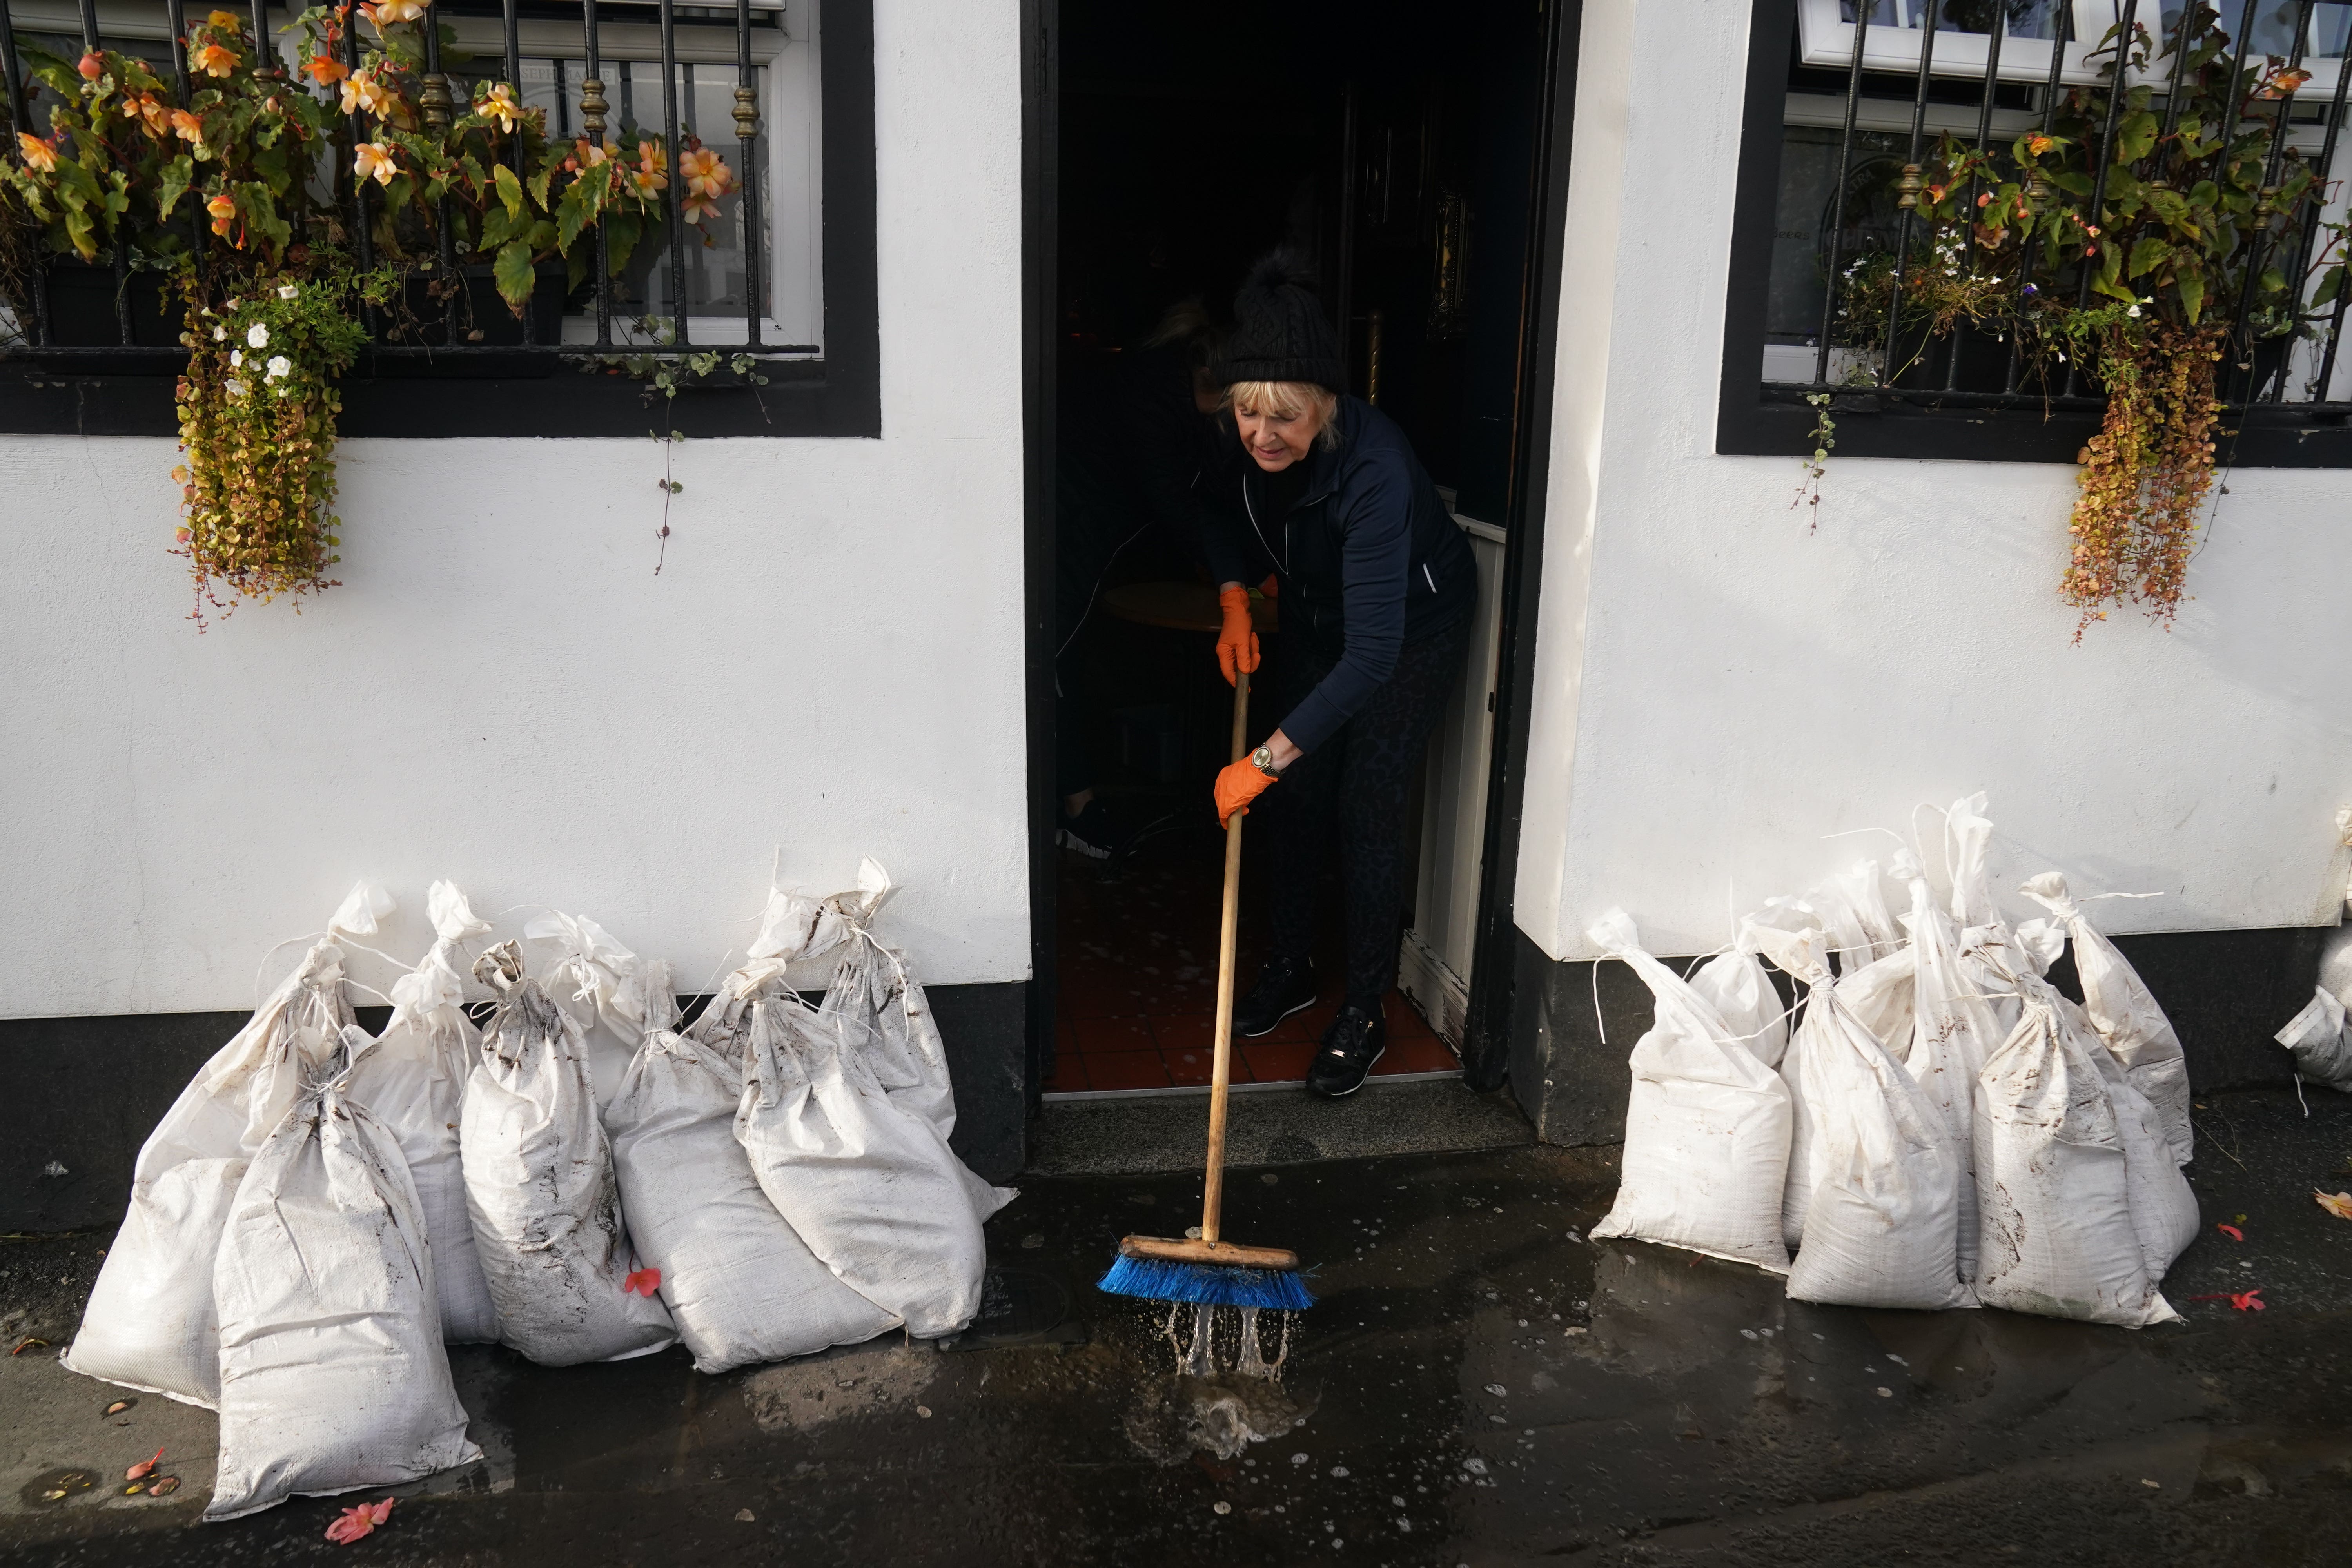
top-left (4, 1085), bottom-right (2350, 1566)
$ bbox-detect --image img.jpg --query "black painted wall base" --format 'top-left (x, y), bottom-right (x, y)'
top-left (1506, 924), bottom-right (2332, 1147)
top-left (0, 979), bottom-right (1030, 1235)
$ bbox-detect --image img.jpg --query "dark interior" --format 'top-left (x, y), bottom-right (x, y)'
top-left (1046, 0), bottom-right (1554, 1093)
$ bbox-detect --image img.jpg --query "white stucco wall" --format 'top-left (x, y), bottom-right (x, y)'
top-left (1514, 0), bottom-right (2352, 963)
top-left (0, 0), bottom-right (1028, 1017)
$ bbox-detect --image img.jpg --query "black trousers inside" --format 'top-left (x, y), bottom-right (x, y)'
top-left (1258, 621), bottom-right (1470, 1011)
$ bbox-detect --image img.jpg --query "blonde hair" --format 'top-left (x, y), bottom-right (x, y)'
top-left (1224, 379), bottom-right (1341, 449)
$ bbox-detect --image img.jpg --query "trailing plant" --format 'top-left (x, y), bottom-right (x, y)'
top-left (1, 5), bottom-right (742, 619)
top-left (174, 267), bottom-right (390, 618)
top-left (1823, 4), bottom-right (2343, 636)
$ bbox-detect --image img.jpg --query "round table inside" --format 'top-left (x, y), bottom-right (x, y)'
top-left (1102, 581), bottom-right (1279, 635)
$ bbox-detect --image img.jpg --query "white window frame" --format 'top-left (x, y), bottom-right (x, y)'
top-left (1796, 0), bottom-right (2351, 99)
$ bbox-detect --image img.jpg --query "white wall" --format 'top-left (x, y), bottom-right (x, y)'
top-left (1514, 0), bottom-right (2352, 964)
top-left (0, 0), bottom-right (1029, 1018)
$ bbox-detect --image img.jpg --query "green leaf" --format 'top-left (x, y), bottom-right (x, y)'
top-left (493, 162), bottom-right (525, 220)
top-left (2179, 266), bottom-right (2206, 325)
top-left (2112, 109), bottom-right (2159, 165)
top-left (479, 204), bottom-right (520, 250)
top-left (2126, 237), bottom-right (2171, 280)
top-left (2091, 246), bottom-right (2134, 303)
top-left (603, 210), bottom-right (641, 276)
top-left (2315, 266), bottom-right (2345, 309)
top-left (493, 238), bottom-right (535, 314)
top-left (2053, 171), bottom-right (2095, 196)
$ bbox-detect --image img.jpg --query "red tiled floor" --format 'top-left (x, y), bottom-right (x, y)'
top-left (1147, 1014), bottom-right (1219, 1053)
top-left (1161, 1047), bottom-right (1249, 1087)
top-left (1372, 1036), bottom-right (1462, 1076)
top-left (1042, 1054), bottom-right (1088, 1093)
top-left (1081, 1051), bottom-right (1174, 1091)
top-left (1071, 1015), bottom-right (1158, 1054)
top-left (1241, 1040), bottom-right (1316, 1082)
top-left (1386, 998), bottom-right (1436, 1038)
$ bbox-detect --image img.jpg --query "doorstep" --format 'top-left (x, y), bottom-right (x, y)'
top-left (1024, 1073), bottom-right (1531, 1178)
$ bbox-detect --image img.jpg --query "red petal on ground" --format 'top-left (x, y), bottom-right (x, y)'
top-left (2216, 1223), bottom-right (2243, 1241)
top-left (623, 1268), bottom-right (662, 1297)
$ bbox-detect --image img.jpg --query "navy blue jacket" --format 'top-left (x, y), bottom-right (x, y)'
top-left (1199, 396), bottom-right (1476, 754)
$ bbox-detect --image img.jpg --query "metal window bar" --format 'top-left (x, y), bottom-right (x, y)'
top-left (0, 0), bottom-right (804, 363)
top-left (1779, 0), bottom-right (2352, 418)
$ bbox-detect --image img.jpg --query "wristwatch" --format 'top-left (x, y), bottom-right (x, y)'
top-left (1251, 744), bottom-right (1282, 779)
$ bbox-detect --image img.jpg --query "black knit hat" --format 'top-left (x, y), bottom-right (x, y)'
top-left (1213, 249), bottom-right (1345, 392)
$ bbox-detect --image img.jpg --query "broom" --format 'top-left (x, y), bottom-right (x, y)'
top-left (1096, 667), bottom-right (1314, 1312)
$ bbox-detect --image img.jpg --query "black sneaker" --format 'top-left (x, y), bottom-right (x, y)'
top-left (1232, 956), bottom-right (1318, 1038)
top-left (1056, 799), bottom-right (1173, 861)
top-left (1305, 1005), bottom-right (1386, 1098)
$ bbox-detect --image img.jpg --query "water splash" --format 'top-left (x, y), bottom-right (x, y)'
top-left (1157, 1302), bottom-right (1292, 1381)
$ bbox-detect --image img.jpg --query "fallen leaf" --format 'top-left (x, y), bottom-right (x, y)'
top-left (103, 1399), bottom-right (134, 1417)
top-left (122, 1483), bottom-right (146, 1496)
top-left (2316, 1189), bottom-right (2352, 1221)
top-left (148, 1477), bottom-right (180, 1497)
top-left (325, 1498), bottom-right (395, 1544)
top-left (2216, 1223), bottom-right (2243, 1241)
top-left (735, 1508), bottom-right (756, 1522)
top-left (623, 1267), bottom-right (662, 1297)
top-left (125, 1449), bottom-right (163, 1481)
top-left (11, 1337), bottom-right (50, 1356)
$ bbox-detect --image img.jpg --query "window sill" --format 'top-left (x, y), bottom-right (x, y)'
top-left (0, 354), bottom-right (876, 439)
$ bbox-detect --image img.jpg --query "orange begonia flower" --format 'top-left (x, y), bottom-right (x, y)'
top-left (479, 82), bottom-right (522, 133)
top-left (206, 192), bottom-right (237, 236)
top-left (353, 141), bottom-right (396, 185)
top-left (193, 42), bottom-right (237, 77)
top-left (16, 131), bottom-right (58, 172)
top-left (307, 54), bottom-right (349, 85)
top-left (341, 69), bottom-right (391, 118)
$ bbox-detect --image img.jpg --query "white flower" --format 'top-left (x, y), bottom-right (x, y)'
top-left (2127, 304), bottom-right (2142, 318)
top-left (265, 355), bottom-right (291, 380)
top-left (229, 349), bottom-right (242, 367)
top-left (278, 283), bottom-right (299, 299)
top-left (247, 323), bottom-right (269, 348)
top-left (224, 377), bottom-right (249, 396)
top-left (212, 325), bottom-right (226, 341)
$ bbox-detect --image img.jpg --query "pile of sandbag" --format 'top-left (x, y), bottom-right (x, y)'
top-left (2274, 925), bottom-right (2352, 1094)
top-left (1591, 792), bottom-right (2201, 1327)
top-left (65, 861), bottom-right (1008, 1519)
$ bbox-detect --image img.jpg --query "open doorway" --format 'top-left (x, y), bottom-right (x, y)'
top-left (1031, 0), bottom-right (1571, 1098)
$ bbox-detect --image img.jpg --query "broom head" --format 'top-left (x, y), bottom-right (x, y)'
top-left (1097, 1234), bottom-right (1314, 1310)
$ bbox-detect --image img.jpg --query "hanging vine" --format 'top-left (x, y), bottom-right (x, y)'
top-left (1818, 4), bottom-right (2342, 638)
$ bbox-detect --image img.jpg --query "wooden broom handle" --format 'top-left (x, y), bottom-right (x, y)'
top-left (1200, 668), bottom-right (1250, 1246)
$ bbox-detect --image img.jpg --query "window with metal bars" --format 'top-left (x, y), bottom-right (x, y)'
top-left (1720, 0), bottom-right (2352, 465)
top-left (0, 0), bottom-right (875, 437)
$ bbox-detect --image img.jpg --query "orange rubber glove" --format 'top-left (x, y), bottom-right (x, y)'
top-left (1215, 584), bottom-right (1260, 687)
top-left (1215, 756), bottom-right (1277, 829)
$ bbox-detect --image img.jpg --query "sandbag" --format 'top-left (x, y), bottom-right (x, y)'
top-left (1943, 795), bottom-right (2029, 1038)
top-left (526, 910), bottom-right (670, 1112)
top-left (2045, 983), bottom-right (2199, 1282)
top-left (2019, 871), bottom-right (2193, 1165)
top-left (2276, 984), bottom-right (2352, 1091)
top-left (607, 985), bottom-right (901, 1374)
top-left (1896, 855), bottom-right (1998, 1282)
top-left (344, 881), bottom-right (498, 1343)
top-left (1973, 993), bottom-right (2179, 1327)
top-left (207, 1033), bottom-right (482, 1521)
top-left (460, 942), bottom-right (676, 1366)
top-left (1751, 923), bottom-right (1972, 1311)
top-left (64, 917), bottom-right (360, 1407)
top-left (1835, 858), bottom-right (1905, 966)
top-left (1685, 949), bottom-right (1788, 1069)
top-left (1587, 911), bottom-right (1792, 1274)
top-left (1839, 944), bottom-right (1916, 1055)
top-left (735, 995), bottom-right (989, 1337)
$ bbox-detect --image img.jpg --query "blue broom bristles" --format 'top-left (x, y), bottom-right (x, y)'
top-left (1096, 1252), bottom-right (1315, 1311)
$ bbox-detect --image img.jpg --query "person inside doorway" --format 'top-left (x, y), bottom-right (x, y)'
top-left (1204, 252), bottom-right (1476, 1098)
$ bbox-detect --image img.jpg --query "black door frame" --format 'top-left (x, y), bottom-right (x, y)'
top-left (1019, 0), bottom-right (1584, 1105)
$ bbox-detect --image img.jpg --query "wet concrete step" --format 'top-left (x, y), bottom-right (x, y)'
top-left (1024, 1076), bottom-right (1534, 1177)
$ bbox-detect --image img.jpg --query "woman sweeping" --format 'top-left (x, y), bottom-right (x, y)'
top-left (1203, 253), bottom-right (1475, 1098)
